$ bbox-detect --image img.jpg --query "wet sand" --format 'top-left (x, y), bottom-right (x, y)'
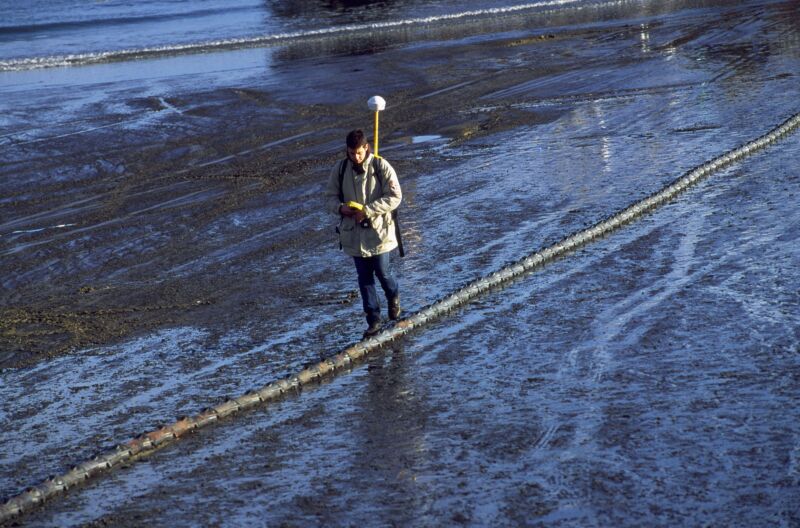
top-left (2, 0), bottom-right (800, 525)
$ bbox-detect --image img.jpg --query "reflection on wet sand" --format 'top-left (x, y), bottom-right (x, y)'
top-left (352, 345), bottom-right (431, 520)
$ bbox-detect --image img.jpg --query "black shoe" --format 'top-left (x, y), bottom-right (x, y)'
top-left (388, 296), bottom-right (401, 320)
top-left (363, 320), bottom-right (382, 338)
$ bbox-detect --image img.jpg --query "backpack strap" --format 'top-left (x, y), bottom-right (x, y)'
top-left (337, 158), bottom-right (347, 204)
top-left (371, 155), bottom-right (381, 179)
top-left (371, 156), bottom-right (405, 257)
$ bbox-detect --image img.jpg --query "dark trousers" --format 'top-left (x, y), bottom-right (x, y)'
top-left (353, 252), bottom-right (398, 324)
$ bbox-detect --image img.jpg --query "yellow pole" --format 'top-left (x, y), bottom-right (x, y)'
top-left (374, 110), bottom-right (380, 157)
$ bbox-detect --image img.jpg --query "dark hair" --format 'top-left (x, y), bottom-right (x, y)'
top-left (346, 129), bottom-right (368, 149)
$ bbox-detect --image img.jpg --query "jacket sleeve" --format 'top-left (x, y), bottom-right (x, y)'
top-left (325, 160), bottom-right (345, 216)
top-left (364, 158), bottom-right (402, 218)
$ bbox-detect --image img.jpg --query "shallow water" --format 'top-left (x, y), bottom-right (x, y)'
top-left (0, 0), bottom-right (606, 69)
top-left (2, 0), bottom-right (800, 525)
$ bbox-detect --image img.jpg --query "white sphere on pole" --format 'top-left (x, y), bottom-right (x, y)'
top-left (367, 95), bottom-right (386, 112)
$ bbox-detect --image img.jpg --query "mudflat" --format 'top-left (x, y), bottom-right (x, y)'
top-left (2, 0), bottom-right (799, 525)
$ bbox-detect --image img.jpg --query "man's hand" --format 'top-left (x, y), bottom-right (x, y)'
top-left (340, 203), bottom-right (368, 223)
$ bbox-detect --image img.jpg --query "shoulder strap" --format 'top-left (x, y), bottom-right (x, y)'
top-left (371, 156), bottom-right (381, 179)
top-left (371, 156), bottom-right (385, 192)
top-left (371, 156), bottom-right (404, 257)
top-left (337, 158), bottom-right (347, 203)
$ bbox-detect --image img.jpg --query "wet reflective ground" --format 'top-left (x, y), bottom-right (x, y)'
top-left (2, 0), bottom-right (800, 525)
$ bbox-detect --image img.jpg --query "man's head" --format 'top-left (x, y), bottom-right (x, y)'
top-left (346, 129), bottom-right (370, 166)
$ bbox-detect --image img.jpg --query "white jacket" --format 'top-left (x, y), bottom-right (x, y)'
top-left (326, 154), bottom-right (402, 257)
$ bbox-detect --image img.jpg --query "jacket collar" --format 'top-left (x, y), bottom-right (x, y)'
top-left (353, 153), bottom-right (373, 174)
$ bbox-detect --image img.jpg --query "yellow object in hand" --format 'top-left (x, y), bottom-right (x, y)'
top-left (346, 201), bottom-right (364, 211)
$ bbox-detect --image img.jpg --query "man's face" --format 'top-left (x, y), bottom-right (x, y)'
top-left (347, 144), bottom-right (369, 165)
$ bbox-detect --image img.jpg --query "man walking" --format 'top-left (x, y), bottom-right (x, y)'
top-left (327, 129), bottom-right (402, 337)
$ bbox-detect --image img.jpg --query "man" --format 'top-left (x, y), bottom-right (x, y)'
top-left (326, 129), bottom-right (402, 337)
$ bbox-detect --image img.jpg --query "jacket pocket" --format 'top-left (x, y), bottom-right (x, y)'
top-left (362, 213), bottom-right (388, 249)
top-left (339, 218), bottom-right (357, 250)
top-left (370, 213), bottom-right (391, 240)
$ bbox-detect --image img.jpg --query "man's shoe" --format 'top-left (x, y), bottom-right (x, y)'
top-left (363, 320), bottom-right (382, 338)
top-left (388, 296), bottom-right (401, 320)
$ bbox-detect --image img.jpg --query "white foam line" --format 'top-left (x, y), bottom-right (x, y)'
top-left (0, 0), bottom-right (588, 72)
top-left (0, 118), bottom-right (99, 140)
top-left (177, 130), bottom-right (316, 173)
top-left (418, 78), bottom-right (485, 100)
top-left (1, 189), bottom-right (222, 256)
top-left (8, 223), bottom-right (77, 236)
top-left (7, 118), bottom-right (138, 146)
top-left (194, 154), bottom-right (236, 168)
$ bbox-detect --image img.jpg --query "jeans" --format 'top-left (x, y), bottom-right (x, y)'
top-left (353, 252), bottom-right (399, 324)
